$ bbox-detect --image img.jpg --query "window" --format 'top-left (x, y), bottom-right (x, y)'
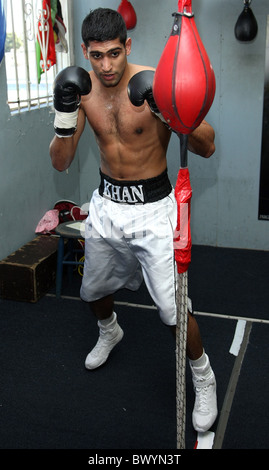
top-left (5, 0), bottom-right (73, 112)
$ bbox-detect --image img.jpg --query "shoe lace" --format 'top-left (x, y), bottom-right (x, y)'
top-left (90, 328), bottom-right (118, 357)
top-left (194, 377), bottom-right (215, 413)
top-left (90, 338), bottom-right (103, 357)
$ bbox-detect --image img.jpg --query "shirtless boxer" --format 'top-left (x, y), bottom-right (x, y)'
top-left (49, 8), bottom-right (217, 433)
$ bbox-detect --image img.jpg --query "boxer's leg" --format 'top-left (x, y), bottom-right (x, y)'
top-left (170, 312), bottom-right (203, 359)
top-left (185, 308), bottom-right (217, 432)
top-left (133, 192), bottom-right (217, 432)
top-left (171, 314), bottom-right (217, 432)
top-left (186, 313), bottom-right (203, 360)
top-left (81, 192), bottom-right (142, 370)
top-left (85, 295), bottom-right (124, 370)
top-left (189, 349), bottom-right (217, 433)
top-left (90, 294), bottom-right (114, 320)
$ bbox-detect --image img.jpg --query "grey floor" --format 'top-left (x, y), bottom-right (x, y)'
top-left (0, 244), bottom-right (268, 452)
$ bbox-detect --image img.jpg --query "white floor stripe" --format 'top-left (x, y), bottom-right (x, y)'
top-left (229, 320), bottom-right (246, 356)
top-left (196, 431), bottom-right (215, 449)
top-left (213, 321), bottom-right (252, 449)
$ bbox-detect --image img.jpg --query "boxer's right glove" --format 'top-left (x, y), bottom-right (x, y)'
top-left (53, 66), bottom-right (92, 138)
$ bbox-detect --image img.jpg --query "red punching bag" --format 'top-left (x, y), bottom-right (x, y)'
top-left (117, 0), bottom-right (137, 30)
top-left (153, 0), bottom-right (215, 134)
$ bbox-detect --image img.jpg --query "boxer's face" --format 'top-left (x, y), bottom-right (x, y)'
top-left (82, 37), bottom-right (132, 88)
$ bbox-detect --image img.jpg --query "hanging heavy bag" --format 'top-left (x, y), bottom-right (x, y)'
top-left (153, 0), bottom-right (215, 135)
top-left (234, 2), bottom-right (258, 42)
top-left (117, 0), bottom-right (137, 30)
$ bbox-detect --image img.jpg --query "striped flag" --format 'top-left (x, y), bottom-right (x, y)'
top-left (36, 0), bottom-right (56, 81)
top-left (0, 0), bottom-right (6, 64)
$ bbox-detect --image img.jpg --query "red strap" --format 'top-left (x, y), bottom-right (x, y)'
top-left (177, 0), bottom-right (192, 14)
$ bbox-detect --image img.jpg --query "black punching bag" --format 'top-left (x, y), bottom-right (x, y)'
top-left (235, 1), bottom-right (258, 42)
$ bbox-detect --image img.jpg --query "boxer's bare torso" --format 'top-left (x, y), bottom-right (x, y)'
top-left (81, 62), bottom-right (170, 181)
top-left (50, 38), bottom-right (215, 177)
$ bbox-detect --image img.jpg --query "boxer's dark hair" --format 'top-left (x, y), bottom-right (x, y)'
top-left (82, 8), bottom-right (127, 47)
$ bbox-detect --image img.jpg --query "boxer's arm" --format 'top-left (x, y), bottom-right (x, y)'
top-left (53, 66), bottom-right (91, 137)
top-left (187, 120), bottom-right (215, 158)
top-left (49, 66), bottom-right (91, 171)
top-left (49, 108), bottom-right (86, 171)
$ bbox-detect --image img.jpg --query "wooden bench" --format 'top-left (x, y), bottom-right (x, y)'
top-left (0, 235), bottom-right (59, 303)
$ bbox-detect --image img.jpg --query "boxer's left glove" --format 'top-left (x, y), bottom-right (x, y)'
top-left (127, 70), bottom-right (169, 126)
top-left (53, 66), bottom-right (92, 138)
top-left (127, 70), bottom-right (171, 126)
top-left (128, 70), bottom-right (160, 113)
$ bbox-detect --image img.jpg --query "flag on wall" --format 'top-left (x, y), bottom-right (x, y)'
top-left (0, 0), bottom-right (6, 65)
top-left (36, 0), bottom-right (56, 82)
top-left (36, 0), bottom-right (67, 83)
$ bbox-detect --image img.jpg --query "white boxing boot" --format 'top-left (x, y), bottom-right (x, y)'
top-left (189, 351), bottom-right (218, 432)
top-left (85, 312), bottom-right (124, 370)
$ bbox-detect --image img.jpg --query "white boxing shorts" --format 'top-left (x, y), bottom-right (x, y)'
top-left (80, 170), bottom-right (178, 326)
